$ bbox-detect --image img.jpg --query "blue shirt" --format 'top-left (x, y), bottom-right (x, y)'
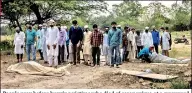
top-left (151, 30), bottom-right (160, 45)
top-left (36, 29), bottom-right (42, 49)
top-left (26, 29), bottom-right (36, 45)
top-left (69, 26), bottom-right (83, 45)
top-left (66, 30), bottom-right (69, 45)
top-left (108, 28), bottom-right (122, 47)
top-left (103, 33), bottom-right (108, 46)
top-left (138, 47), bottom-right (152, 57)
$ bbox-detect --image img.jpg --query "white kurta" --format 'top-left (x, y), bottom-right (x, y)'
top-left (141, 32), bottom-right (153, 48)
top-left (14, 32), bottom-right (25, 54)
top-left (41, 28), bottom-right (48, 61)
top-left (46, 27), bottom-right (59, 56)
top-left (162, 32), bottom-right (170, 50)
top-left (83, 31), bottom-right (92, 55)
top-left (127, 31), bottom-right (137, 60)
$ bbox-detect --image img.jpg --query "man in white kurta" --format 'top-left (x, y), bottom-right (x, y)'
top-left (46, 20), bottom-right (59, 67)
top-left (41, 23), bottom-right (48, 64)
top-left (162, 28), bottom-right (170, 57)
top-left (141, 27), bottom-right (153, 48)
top-left (14, 27), bottom-right (25, 62)
top-left (127, 28), bottom-right (137, 62)
top-left (83, 25), bottom-right (92, 65)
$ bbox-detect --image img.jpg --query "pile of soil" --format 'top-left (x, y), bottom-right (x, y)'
top-left (87, 72), bottom-right (142, 88)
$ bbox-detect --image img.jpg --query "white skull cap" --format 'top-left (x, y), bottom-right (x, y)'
top-left (117, 25), bottom-right (121, 27)
top-left (39, 24), bottom-right (42, 27)
top-left (43, 23), bottom-right (47, 26)
top-left (84, 25), bottom-right (88, 28)
top-left (145, 27), bottom-right (149, 30)
top-left (16, 27), bottom-right (20, 30)
top-left (49, 19), bottom-right (55, 23)
top-left (63, 26), bottom-right (67, 29)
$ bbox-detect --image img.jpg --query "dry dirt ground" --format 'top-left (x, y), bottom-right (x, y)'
top-left (1, 43), bottom-right (191, 89)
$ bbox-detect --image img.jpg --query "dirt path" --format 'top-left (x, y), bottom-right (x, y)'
top-left (1, 54), bottom-right (191, 89)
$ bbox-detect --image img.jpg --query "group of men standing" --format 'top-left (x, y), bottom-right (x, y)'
top-left (13, 19), bottom-right (172, 68)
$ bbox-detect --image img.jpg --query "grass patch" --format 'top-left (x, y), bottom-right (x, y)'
top-left (170, 78), bottom-right (190, 89)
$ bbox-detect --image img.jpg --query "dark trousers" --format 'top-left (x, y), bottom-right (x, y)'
top-left (66, 45), bottom-right (69, 59)
top-left (136, 46), bottom-right (143, 58)
top-left (139, 54), bottom-right (151, 63)
top-left (16, 54), bottom-right (23, 60)
top-left (92, 47), bottom-right (100, 65)
top-left (72, 44), bottom-right (81, 64)
top-left (58, 45), bottom-right (65, 64)
top-left (38, 49), bottom-right (44, 59)
top-left (154, 44), bottom-right (158, 54)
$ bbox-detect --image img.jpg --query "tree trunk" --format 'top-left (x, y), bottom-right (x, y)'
top-left (16, 19), bottom-right (22, 31)
top-left (30, 3), bottom-right (43, 24)
top-left (190, 1), bottom-right (192, 30)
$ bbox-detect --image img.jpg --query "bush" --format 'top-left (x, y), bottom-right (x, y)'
top-left (170, 78), bottom-right (190, 89)
top-left (0, 40), bottom-right (14, 51)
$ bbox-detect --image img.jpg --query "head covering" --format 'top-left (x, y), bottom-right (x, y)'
top-left (149, 45), bottom-right (154, 48)
top-left (145, 27), bottom-right (149, 30)
top-left (16, 27), bottom-right (20, 30)
top-left (63, 26), bottom-right (67, 29)
top-left (84, 25), bottom-right (88, 29)
top-left (39, 24), bottom-right (42, 27)
top-left (42, 23), bottom-right (47, 26)
top-left (48, 19), bottom-right (55, 26)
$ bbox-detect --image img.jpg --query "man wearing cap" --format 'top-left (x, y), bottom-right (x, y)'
top-left (69, 20), bottom-right (83, 65)
top-left (108, 22), bottom-right (122, 68)
top-left (26, 25), bottom-right (37, 61)
top-left (141, 27), bottom-right (153, 48)
top-left (82, 25), bottom-right (92, 66)
top-left (14, 27), bottom-right (25, 62)
top-left (151, 26), bottom-right (160, 53)
top-left (41, 23), bottom-right (48, 64)
top-left (46, 19), bottom-right (60, 68)
top-left (138, 46), bottom-right (154, 63)
top-left (36, 24), bottom-right (44, 60)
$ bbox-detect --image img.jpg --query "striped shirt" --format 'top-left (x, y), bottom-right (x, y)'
top-left (91, 31), bottom-right (103, 47)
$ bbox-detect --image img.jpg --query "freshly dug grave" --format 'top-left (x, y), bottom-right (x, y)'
top-left (87, 72), bottom-right (153, 89)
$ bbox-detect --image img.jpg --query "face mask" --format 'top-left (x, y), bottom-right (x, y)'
top-left (113, 27), bottom-right (116, 30)
top-left (50, 25), bottom-right (54, 27)
top-left (106, 31), bottom-right (108, 33)
top-left (16, 30), bottom-right (20, 33)
top-left (85, 29), bottom-right (88, 32)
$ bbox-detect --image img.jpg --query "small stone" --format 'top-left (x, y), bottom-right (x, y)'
top-left (139, 78), bottom-right (144, 83)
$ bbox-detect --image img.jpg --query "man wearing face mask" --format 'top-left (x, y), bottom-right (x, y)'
top-left (103, 26), bottom-right (111, 66)
top-left (57, 24), bottom-right (68, 65)
top-left (41, 23), bottom-right (48, 64)
top-left (108, 22), bottom-right (122, 68)
top-left (151, 26), bottom-right (160, 54)
top-left (90, 24), bottom-right (103, 67)
top-left (141, 27), bottom-right (153, 48)
top-left (26, 25), bottom-right (37, 61)
top-left (82, 25), bottom-right (92, 66)
top-left (69, 20), bottom-right (83, 65)
top-left (36, 24), bottom-right (44, 60)
top-left (14, 27), bottom-right (25, 62)
top-left (46, 19), bottom-right (60, 68)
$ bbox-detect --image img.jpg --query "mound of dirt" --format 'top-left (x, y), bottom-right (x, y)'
top-left (87, 72), bottom-right (141, 88)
